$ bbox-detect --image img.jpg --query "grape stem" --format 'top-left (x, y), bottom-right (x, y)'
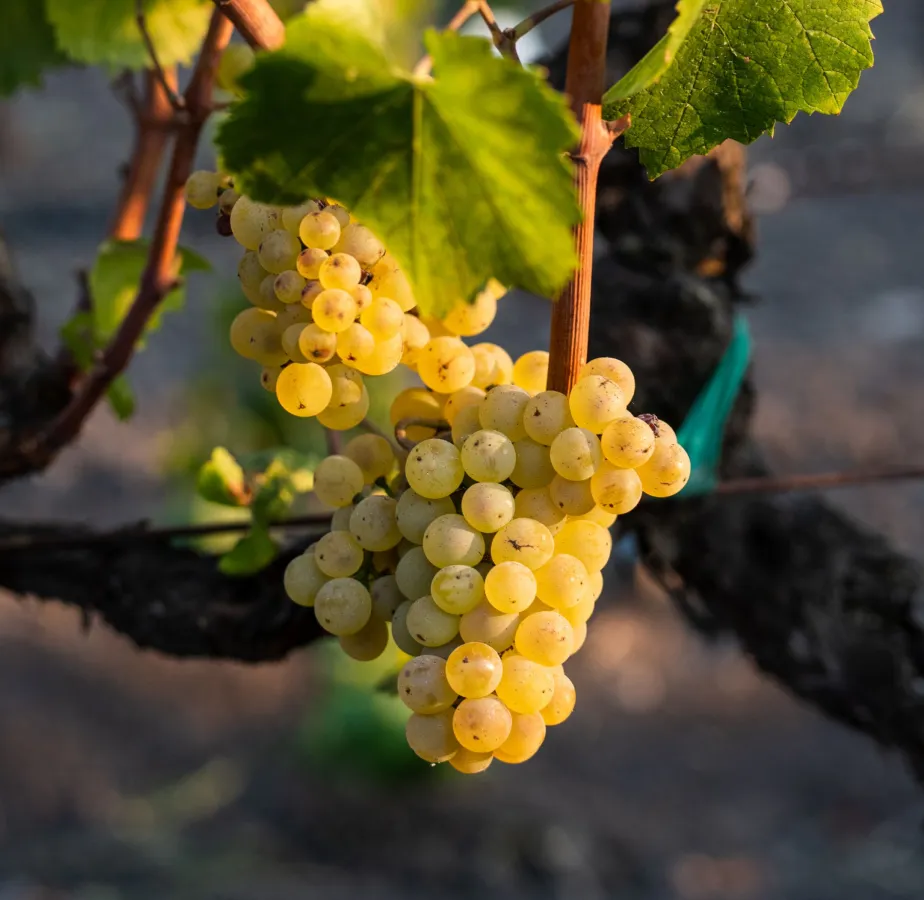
top-left (394, 418), bottom-right (451, 450)
top-left (135, 0), bottom-right (186, 111)
top-left (213, 0), bottom-right (285, 50)
top-left (359, 418), bottom-right (404, 457)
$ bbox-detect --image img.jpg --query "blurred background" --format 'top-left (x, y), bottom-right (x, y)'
top-left (1, 0), bottom-right (924, 897)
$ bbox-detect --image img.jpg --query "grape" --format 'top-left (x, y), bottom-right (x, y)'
top-left (430, 565), bottom-right (485, 615)
top-left (314, 531), bottom-right (364, 578)
top-left (479, 384), bottom-right (528, 440)
top-left (352, 333), bottom-right (403, 376)
top-left (426, 635), bottom-right (465, 660)
top-left (360, 296), bottom-right (404, 339)
top-left (312, 289), bottom-right (358, 333)
top-left (313, 454), bottom-right (364, 508)
top-left (275, 302), bottom-right (312, 330)
top-left (318, 368), bottom-right (369, 430)
top-left (553, 520), bottom-right (612, 572)
top-left (351, 283), bottom-right (373, 313)
top-left (451, 405), bottom-right (482, 449)
top-left (230, 196), bottom-right (280, 250)
top-left (541, 669), bottom-right (576, 726)
top-left (417, 337), bottom-right (476, 393)
top-left (296, 247), bottom-right (328, 280)
top-left (534, 554), bottom-right (588, 609)
top-left (275, 362), bottom-right (333, 417)
top-left (392, 600), bottom-right (423, 656)
top-left (491, 518), bottom-right (554, 570)
top-left (401, 314), bottom-right (431, 367)
top-left (325, 204), bottom-right (351, 227)
top-left (471, 342), bottom-right (514, 389)
top-left (406, 595), bottom-right (460, 647)
top-left (336, 322), bottom-right (376, 364)
top-left (284, 552), bottom-right (327, 606)
top-left (441, 386), bottom-right (485, 426)
top-left (550, 427), bottom-right (602, 481)
top-left (301, 280), bottom-right (324, 309)
top-left (650, 419), bottom-right (677, 444)
top-left (601, 416), bottom-right (657, 469)
top-left (216, 43), bottom-right (255, 93)
top-left (281, 324), bottom-right (310, 363)
top-left (453, 697), bottom-right (512, 752)
top-left (495, 654), bottom-right (554, 715)
top-left (461, 482), bottom-right (515, 534)
top-left (281, 199), bottom-right (322, 235)
top-left (350, 494), bottom-right (401, 551)
top-left (494, 711), bottom-right (546, 764)
top-left (513, 486), bottom-right (566, 533)
top-left (319, 252), bottom-right (362, 291)
top-left (560, 589), bottom-right (595, 627)
top-left (333, 223), bottom-right (385, 267)
top-left (580, 356), bottom-right (636, 406)
top-left (569, 374), bottom-right (626, 433)
top-left (523, 390), bottom-right (574, 445)
top-left (390, 388), bottom-right (443, 442)
top-left (298, 323), bottom-right (338, 363)
top-left (331, 505), bottom-right (356, 533)
top-left (184, 170), bottom-right (223, 209)
top-left (512, 350), bottom-right (549, 395)
top-left (637, 441), bottom-right (691, 497)
top-left (339, 615), bottom-right (389, 661)
top-left (572, 505), bottom-right (618, 528)
top-left (571, 620), bottom-right (588, 653)
top-left (442, 283), bottom-right (500, 336)
top-left (586, 568), bottom-right (604, 601)
top-left (395, 547), bottom-right (439, 601)
top-left (549, 474), bottom-right (596, 516)
top-left (260, 365), bottom-right (283, 392)
top-left (445, 642), bottom-right (503, 698)
top-left (370, 255), bottom-right (416, 311)
top-left (405, 439), bottom-right (464, 500)
top-left (396, 490), bottom-right (455, 544)
top-left (258, 275), bottom-right (287, 313)
top-left (299, 210), bottom-right (341, 250)
top-left (449, 748), bottom-right (493, 774)
top-left (484, 561), bottom-right (537, 614)
top-left (510, 438), bottom-right (555, 489)
top-left (423, 514), bottom-right (485, 568)
top-left (218, 188), bottom-right (239, 216)
top-left (461, 430), bottom-right (516, 483)
top-left (229, 308), bottom-right (288, 365)
top-left (258, 229), bottom-right (301, 274)
top-left (370, 574), bottom-right (403, 621)
top-left (590, 462), bottom-right (643, 514)
top-left (344, 434), bottom-right (394, 484)
top-left (406, 709), bottom-right (459, 763)
top-left (515, 610), bottom-right (574, 666)
top-left (314, 577), bottom-right (372, 636)
top-left (460, 601), bottom-right (520, 652)
top-left (274, 270), bottom-right (307, 304)
top-left (398, 655), bottom-right (458, 714)
top-left (237, 250), bottom-right (270, 305)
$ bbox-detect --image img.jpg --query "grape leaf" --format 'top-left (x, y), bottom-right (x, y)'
top-left (604, 0), bottom-right (883, 178)
top-left (107, 376), bottom-right (136, 421)
top-left (218, 525), bottom-right (278, 576)
top-left (197, 447), bottom-right (248, 506)
top-left (217, 0), bottom-right (580, 318)
top-left (0, 2), bottom-right (68, 95)
top-left (46, 0), bottom-right (212, 70)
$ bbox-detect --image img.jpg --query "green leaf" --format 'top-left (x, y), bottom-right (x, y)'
top-left (217, 0), bottom-right (581, 317)
top-left (604, 0), bottom-right (883, 178)
top-left (46, 0), bottom-right (212, 70)
top-left (107, 376), bottom-right (136, 421)
top-left (250, 450), bottom-right (317, 522)
top-left (0, 2), bottom-right (68, 95)
top-left (197, 447), bottom-right (248, 506)
top-left (218, 525), bottom-right (279, 575)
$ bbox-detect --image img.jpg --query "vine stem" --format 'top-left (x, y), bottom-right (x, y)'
top-left (213, 0), bottom-right (285, 50)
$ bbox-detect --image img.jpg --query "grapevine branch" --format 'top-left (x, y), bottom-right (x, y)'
top-left (135, 0), bottom-right (185, 111)
top-left (213, 0), bottom-right (285, 51)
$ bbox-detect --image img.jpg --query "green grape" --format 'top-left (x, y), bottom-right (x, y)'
top-left (479, 384), bottom-right (528, 440)
top-left (401, 314), bottom-right (431, 367)
top-left (523, 390), bottom-right (574, 445)
top-left (370, 574), bottom-right (403, 621)
top-left (258, 229), bottom-right (301, 274)
top-left (496, 654), bottom-right (554, 714)
top-left (406, 709), bottom-right (459, 763)
top-left (313, 454), bottom-right (364, 508)
top-left (541, 669), bottom-right (576, 726)
top-left (352, 333), bottom-right (404, 376)
top-left (319, 252), bottom-right (362, 291)
top-left (237, 251), bottom-right (270, 306)
top-left (299, 210), bottom-right (341, 250)
top-left (333, 223), bottom-right (385, 267)
top-left (491, 518), bottom-right (554, 571)
top-left (273, 270), bottom-right (307, 305)
top-left (484, 561), bottom-right (536, 614)
top-left (336, 322), bottom-right (375, 365)
top-left (590, 462), bottom-right (643, 514)
top-left (317, 365), bottom-right (368, 430)
top-left (494, 711), bottom-right (546, 764)
top-left (339, 615), bottom-right (389, 661)
top-left (431, 565), bottom-right (485, 615)
top-left (257, 275), bottom-right (286, 313)
top-left (510, 438), bottom-right (555, 489)
top-left (281, 199), bottom-right (322, 236)
top-left (461, 482), bottom-right (515, 534)
top-left (184, 170), bottom-right (223, 209)
top-left (534, 554), bottom-right (588, 609)
top-left (406, 595), bottom-right (460, 647)
top-left (423, 514), bottom-right (485, 568)
top-left (449, 747), bottom-right (493, 774)
top-left (349, 494), bottom-right (401, 551)
top-left (230, 196), bottom-right (281, 250)
top-left (512, 350), bottom-right (549, 395)
top-left (405, 439), bottom-right (464, 500)
top-left (283, 552), bottom-right (327, 606)
top-left (451, 404), bottom-right (483, 449)
top-left (442, 386), bottom-right (485, 426)
top-left (460, 430), bottom-right (516, 483)
top-left (445, 641), bottom-right (503, 698)
top-left (360, 296), bottom-right (404, 340)
top-left (573, 505), bottom-right (618, 528)
top-left (260, 365), bottom-right (283, 393)
top-left (230, 308), bottom-right (289, 365)
top-left (344, 434), bottom-right (394, 484)
top-left (217, 43), bottom-right (255, 94)
top-left (395, 547), bottom-right (439, 602)
top-left (396, 490), bottom-right (455, 544)
top-left (515, 611), bottom-right (574, 667)
top-left (637, 441), bottom-right (691, 498)
top-left (398, 655), bottom-right (458, 714)
top-left (550, 427), bottom-right (602, 481)
top-left (580, 356), bottom-right (636, 406)
top-left (218, 188), bottom-right (239, 217)
top-left (325, 203), bottom-right (351, 227)
top-left (392, 600), bottom-right (423, 656)
top-left (330, 504), bottom-right (355, 532)
top-left (298, 323), bottom-right (337, 363)
top-left (601, 416), bottom-right (657, 469)
top-left (314, 577), bottom-right (372, 636)
top-left (296, 247), bottom-right (328, 280)
top-left (417, 337), bottom-right (476, 393)
top-left (569, 374), bottom-right (627, 433)
top-left (281, 324), bottom-right (310, 363)
top-left (453, 697), bottom-right (512, 752)
top-left (554, 520), bottom-right (612, 573)
top-left (390, 388), bottom-right (442, 443)
top-left (471, 342), bottom-right (514, 389)
top-left (351, 283), bottom-right (373, 313)
top-left (275, 301), bottom-right (312, 330)
top-left (370, 255), bottom-right (416, 311)
top-left (312, 289), bottom-right (358, 333)
top-left (314, 530), bottom-right (364, 578)
top-left (549, 474), bottom-right (596, 516)
top-left (442, 282), bottom-right (501, 336)
top-left (459, 601), bottom-right (520, 652)
top-left (513, 487), bottom-right (566, 533)
top-left (275, 362), bottom-right (332, 417)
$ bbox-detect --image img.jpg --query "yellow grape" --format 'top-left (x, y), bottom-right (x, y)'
top-left (423, 514), bottom-right (485, 568)
top-left (637, 442), bottom-right (691, 497)
top-left (257, 274), bottom-right (287, 313)
top-left (495, 654), bottom-right (554, 714)
top-left (314, 530), bottom-right (364, 577)
top-left (229, 308), bottom-right (288, 365)
top-left (553, 519), bottom-right (612, 572)
top-left (572, 505), bottom-right (618, 528)
top-left (492, 518), bottom-right (554, 570)
top-left (336, 322), bottom-right (376, 365)
top-left (541, 669), bottom-right (576, 725)
top-left (451, 404), bottom-right (482, 448)
top-left (339, 615), bottom-right (389, 661)
top-left (449, 748), bottom-right (493, 774)
top-left (351, 283), bottom-right (373, 313)
top-left (586, 568), bottom-right (604, 601)
top-left (479, 384), bottom-right (529, 441)
top-left (442, 386), bottom-right (485, 426)
top-left (325, 203), bottom-right (351, 226)
top-left (515, 610), bottom-right (574, 666)
top-left (370, 574), bottom-right (403, 621)
top-left (281, 324), bottom-right (310, 363)
top-left (601, 416), bottom-right (657, 469)
top-left (331, 504), bottom-right (355, 532)
top-left (392, 600), bottom-right (424, 656)
top-left (580, 356), bottom-right (636, 406)
top-left (319, 252), bottom-right (362, 291)
top-left (445, 641), bottom-right (503, 698)
top-left (296, 247), bottom-right (328, 280)
top-left (360, 296), bottom-right (404, 340)
top-left (283, 552), bottom-right (327, 606)
top-left (369, 255), bottom-right (416, 311)
top-left (352, 333), bottom-right (403, 376)
top-left (312, 288), bottom-right (358, 333)
top-left (405, 439), bottom-right (464, 500)
top-left (260, 365), bottom-right (283, 393)
top-left (471, 342), bottom-right (514, 389)
top-left (484, 561), bottom-right (536, 614)
top-left (453, 697), bottom-right (513, 752)
top-left (426, 636), bottom-right (465, 660)
top-left (461, 482), bottom-right (515, 534)
top-left (549, 427), bottom-right (602, 481)
top-left (237, 250), bottom-right (270, 305)
top-left (184, 170), bottom-right (223, 209)
top-left (274, 270), bottom-right (307, 305)
top-left (406, 595), bottom-right (460, 647)
top-left (401, 314), bottom-right (431, 366)
top-left (333, 223), bottom-right (385, 267)
top-left (275, 302), bottom-right (312, 331)
top-left (314, 577), bottom-right (372, 636)
top-left (281, 199), bottom-right (322, 235)
top-left (442, 281), bottom-right (501, 336)
top-left (560, 590), bottom-right (595, 627)
top-left (494, 711), bottom-right (546, 763)
top-left (461, 430), bottom-right (517, 483)
top-left (388, 387), bottom-right (443, 438)
top-left (313, 454), bottom-right (364, 508)
top-left (275, 362), bottom-right (333, 417)
top-left (510, 438), bottom-right (555, 489)
top-left (431, 565), bottom-right (485, 615)
top-left (523, 390), bottom-right (574, 445)
top-left (218, 188), bottom-right (240, 216)
top-left (298, 324), bottom-right (338, 364)
top-left (299, 210), bottom-right (341, 250)
top-left (459, 602), bottom-right (520, 652)
top-left (512, 350), bottom-right (549, 395)
top-left (549, 474), bottom-right (596, 516)
top-left (571, 620), bottom-right (588, 653)
top-left (590, 462), bottom-right (644, 514)
top-left (651, 418), bottom-right (677, 444)
top-left (417, 337), bottom-right (476, 393)
top-left (350, 494), bottom-right (401, 551)
top-left (398, 655), bottom-right (458, 714)
top-left (406, 709), bottom-right (459, 763)
top-left (395, 547), bottom-right (439, 602)
top-left (317, 365), bottom-right (369, 430)
top-left (230, 196), bottom-right (281, 250)
top-left (534, 554), bottom-right (588, 609)
top-left (258, 229), bottom-right (301, 274)
top-left (395, 490), bottom-right (455, 544)
top-left (513, 486), bottom-right (566, 533)
top-left (569, 374), bottom-right (626, 433)
top-left (343, 433), bottom-right (395, 484)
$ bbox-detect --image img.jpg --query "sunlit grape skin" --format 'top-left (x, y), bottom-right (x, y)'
top-left (445, 641), bottom-right (503, 698)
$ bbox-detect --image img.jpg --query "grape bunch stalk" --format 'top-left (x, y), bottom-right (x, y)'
top-left (185, 173), bottom-right (689, 773)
